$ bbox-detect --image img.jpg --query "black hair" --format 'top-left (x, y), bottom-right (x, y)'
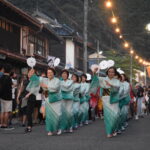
top-left (61, 69), bottom-right (69, 78)
top-left (121, 74), bottom-right (129, 82)
top-left (106, 67), bottom-right (117, 76)
top-left (78, 76), bottom-right (81, 83)
top-left (72, 74), bottom-right (79, 82)
top-left (116, 71), bottom-right (121, 79)
top-left (10, 72), bottom-right (15, 77)
top-left (47, 67), bottom-right (56, 75)
top-left (4, 64), bottom-right (12, 73)
top-left (81, 73), bottom-right (87, 79)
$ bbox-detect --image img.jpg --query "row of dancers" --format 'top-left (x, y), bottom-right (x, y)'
top-left (26, 67), bottom-right (131, 138)
top-left (25, 66), bottom-right (131, 138)
top-left (25, 68), bottom-right (90, 135)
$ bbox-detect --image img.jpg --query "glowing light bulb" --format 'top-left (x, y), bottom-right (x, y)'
top-left (130, 50), bottom-right (134, 54)
top-left (111, 17), bottom-right (117, 24)
top-left (105, 1), bottom-right (112, 8)
top-left (139, 59), bottom-right (143, 63)
top-left (124, 42), bottom-right (129, 48)
top-left (115, 28), bottom-right (120, 33)
top-left (119, 35), bottom-right (123, 39)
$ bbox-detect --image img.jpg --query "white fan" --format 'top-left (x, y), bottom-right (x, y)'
top-left (54, 58), bottom-right (60, 67)
top-left (90, 64), bottom-right (99, 73)
top-left (27, 57), bottom-right (36, 68)
top-left (107, 60), bottom-right (115, 68)
top-left (117, 68), bottom-right (125, 74)
top-left (86, 73), bottom-right (92, 81)
top-left (99, 60), bottom-right (108, 70)
top-left (47, 56), bottom-right (55, 67)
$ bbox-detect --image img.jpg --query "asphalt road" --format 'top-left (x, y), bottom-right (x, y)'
top-left (0, 116), bottom-right (150, 150)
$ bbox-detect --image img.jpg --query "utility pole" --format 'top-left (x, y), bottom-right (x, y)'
top-left (97, 40), bottom-right (100, 76)
top-left (83, 0), bottom-right (88, 73)
top-left (130, 54), bottom-right (133, 85)
top-left (97, 40), bottom-right (100, 64)
top-left (144, 66), bottom-right (147, 85)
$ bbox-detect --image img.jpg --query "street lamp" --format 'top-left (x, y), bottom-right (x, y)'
top-left (135, 55), bottom-right (139, 59)
top-left (146, 23), bottom-right (150, 32)
top-left (124, 42), bottom-right (129, 48)
top-left (105, 1), bottom-right (112, 8)
top-left (139, 59), bottom-right (143, 63)
top-left (115, 27), bottom-right (120, 33)
top-left (130, 50), bottom-right (134, 85)
top-left (130, 50), bottom-right (134, 54)
top-left (119, 35), bottom-right (123, 39)
top-left (111, 17), bottom-right (117, 24)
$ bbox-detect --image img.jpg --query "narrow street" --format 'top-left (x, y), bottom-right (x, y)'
top-left (0, 116), bottom-right (150, 150)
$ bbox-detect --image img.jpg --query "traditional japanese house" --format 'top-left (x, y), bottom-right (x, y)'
top-left (32, 10), bottom-right (97, 73)
top-left (0, 0), bottom-right (64, 75)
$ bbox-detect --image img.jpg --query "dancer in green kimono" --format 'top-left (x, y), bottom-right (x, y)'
top-left (79, 74), bottom-right (90, 126)
top-left (25, 69), bottom-right (40, 133)
top-left (92, 67), bottom-right (120, 138)
top-left (119, 74), bottom-right (130, 132)
top-left (40, 68), bottom-right (62, 136)
top-left (60, 70), bottom-right (74, 133)
top-left (72, 74), bottom-right (81, 129)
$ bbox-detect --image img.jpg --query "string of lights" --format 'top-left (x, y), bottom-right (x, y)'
top-left (104, 0), bottom-right (150, 66)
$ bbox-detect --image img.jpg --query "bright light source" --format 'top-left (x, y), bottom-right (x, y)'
top-left (145, 62), bottom-right (148, 66)
top-left (115, 28), bottom-right (120, 33)
top-left (143, 61), bottom-right (147, 65)
top-left (139, 59), bottom-right (143, 63)
top-left (130, 50), bottom-right (134, 54)
top-left (119, 35), bottom-right (122, 38)
top-left (124, 42), bottom-right (129, 48)
top-left (99, 51), bottom-right (103, 55)
top-left (140, 72), bottom-right (145, 76)
top-left (105, 1), bottom-right (112, 8)
top-left (146, 23), bottom-right (150, 32)
top-left (111, 17), bottom-right (117, 24)
top-left (135, 55), bottom-right (139, 59)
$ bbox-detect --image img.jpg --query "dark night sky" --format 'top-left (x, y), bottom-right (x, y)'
top-left (115, 0), bottom-right (150, 60)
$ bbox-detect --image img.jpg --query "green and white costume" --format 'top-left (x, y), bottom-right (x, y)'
top-left (60, 79), bottom-right (74, 130)
top-left (79, 82), bottom-right (90, 124)
top-left (72, 83), bottom-right (81, 127)
top-left (98, 76), bottom-right (120, 135)
top-left (26, 74), bottom-right (40, 95)
top-left (45, 77), bottom-right (62, 132)
top-left (119, 81), bottom-right (130, 129)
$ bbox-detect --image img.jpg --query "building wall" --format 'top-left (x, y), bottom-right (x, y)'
top-left (0, 18), bottom-right (20, 53)
top-left (49, 39), bottom-right (66, 65)
top-left (66, 39), bottom-right (75, 68)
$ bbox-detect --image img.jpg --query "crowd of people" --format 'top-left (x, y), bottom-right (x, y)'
top-left (0, 63), bottom-right (150, 138)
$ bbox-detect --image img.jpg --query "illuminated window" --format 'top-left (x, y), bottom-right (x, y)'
top-left (2, 20), bottom-right (5, 29)
top-left (0, 19), bottom-right (2, 28)
top-left (6, 23), bottom-right (9, 31)
top-left (0, 18), bottom-right (13, 32)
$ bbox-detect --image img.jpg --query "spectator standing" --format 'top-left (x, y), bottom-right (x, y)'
top-left (0, 63), bottom-right (4, 126)
top-left (16, 75), bottom-right (29, 126)
top-left (135, 84), bottom-right (144, 120)
top-left (0, 64), bottom-right (13, 129)
top-left (10, 72), bottom-right (18, 121)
